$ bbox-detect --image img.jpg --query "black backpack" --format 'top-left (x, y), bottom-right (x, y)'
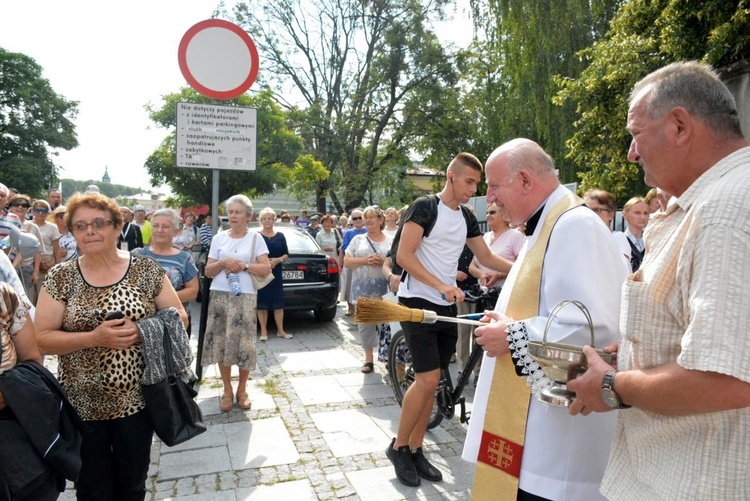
top-left (388, 194), bottom-right (473, 277)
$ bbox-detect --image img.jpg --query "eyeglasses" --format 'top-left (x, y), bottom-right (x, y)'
top-left (587, 207), bottom-right (612, 215)
top-left (11, 203), bottom-right (30, 208)
top-left (71, 218), bottom-right (113, 233)
top-left (34, 208), bottom-right (49, 214)
top-left (486, 210), bottom-right (497, 215)
top-left (351, 216), bottom-right (362, 221)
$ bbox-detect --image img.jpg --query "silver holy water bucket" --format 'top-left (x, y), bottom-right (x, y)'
top-left (526, 300), bottom-right (613, 407)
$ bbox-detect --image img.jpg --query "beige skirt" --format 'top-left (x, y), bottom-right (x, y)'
top-left (201, 291), bottom-right (258, 371)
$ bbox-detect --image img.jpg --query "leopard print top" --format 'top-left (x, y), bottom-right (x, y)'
top-left (44, 254), bottom-right (164, 420)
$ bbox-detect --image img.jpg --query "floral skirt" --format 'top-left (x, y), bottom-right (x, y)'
top-left (201, 291), bottom-right (257, 371)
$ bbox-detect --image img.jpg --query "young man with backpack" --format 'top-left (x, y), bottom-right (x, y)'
top-left (386, 152), bottom-right (513, 487)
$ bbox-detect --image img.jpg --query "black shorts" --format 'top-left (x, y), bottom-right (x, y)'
top-left (399, 296), bottom-right (457, 373)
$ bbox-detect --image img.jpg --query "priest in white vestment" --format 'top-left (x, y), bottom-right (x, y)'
top-left (463, 139), bottom-right (630, 501)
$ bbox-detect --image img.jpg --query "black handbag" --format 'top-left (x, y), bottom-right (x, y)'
top-left (141, 328), bottom-right (207, 447)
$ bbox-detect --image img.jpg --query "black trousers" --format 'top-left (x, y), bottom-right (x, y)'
top-left (75, 410), bottom-right (153, 501)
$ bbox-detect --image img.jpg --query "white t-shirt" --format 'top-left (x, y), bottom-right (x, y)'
top-left (37, 222), bottom-right (61, 261)
top-left (397, 197), bottom-right (480, 305)
top-left (208, 230), bottom-right (269, 294)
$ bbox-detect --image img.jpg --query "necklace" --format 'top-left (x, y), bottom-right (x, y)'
top-left (227, 230), bottom-right (248, 254)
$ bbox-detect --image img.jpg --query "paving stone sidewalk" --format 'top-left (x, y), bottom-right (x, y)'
top-left (53, 302), bottom-right (477, 500)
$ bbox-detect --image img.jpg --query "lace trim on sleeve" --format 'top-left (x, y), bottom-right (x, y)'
top-left (506, 321), bottom-right (553, 395)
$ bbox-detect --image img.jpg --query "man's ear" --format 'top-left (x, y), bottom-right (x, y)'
top-left (518, 169), bottom-right (533, 192)
top-left (670, 106), bottom-right (692, 146)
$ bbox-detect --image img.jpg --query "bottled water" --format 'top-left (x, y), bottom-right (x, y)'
top-left (227, 272), bottom-right (242, 296)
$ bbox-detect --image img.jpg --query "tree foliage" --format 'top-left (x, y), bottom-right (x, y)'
top-left (144, 88), bottom-right (307, 207)
top-left (556, 0), bottom-right (750, 201)
top-left (60, 179), bottom-right (139, 201)
top-left (0, 47), bottom-right (78, 198)
top-left (467, 0), bottom-right (622, 182)
top-left (232, 0), bottom-right (460, 212)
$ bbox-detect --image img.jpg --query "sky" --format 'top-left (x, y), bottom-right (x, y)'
top-left (0, 1), bottom-right (473, 193)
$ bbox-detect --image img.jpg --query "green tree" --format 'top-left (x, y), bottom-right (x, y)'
top-left (60, 179), bottom-right (140, 201)
top-left (556, 0), bottom-right (750, 201)
top-left (0, 48), bottom-right (78, 197)
top-left (144, 88), bottom-right (308, 207)
top-left (233, 0), bottom-right (460, 212)
top-left (467, 0), bottom-right (622, 182)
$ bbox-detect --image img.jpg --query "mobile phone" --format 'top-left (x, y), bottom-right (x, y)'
top-left (105, 311), bottom-right (124, 321)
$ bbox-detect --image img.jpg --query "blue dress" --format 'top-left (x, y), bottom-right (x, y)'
top-left (257, 232), bottom-right (288, 310)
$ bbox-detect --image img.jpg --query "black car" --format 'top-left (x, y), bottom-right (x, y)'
top-left (197, 221), bottom-right (341, 321)
top-left (250, 224), bottom-right (341, 321)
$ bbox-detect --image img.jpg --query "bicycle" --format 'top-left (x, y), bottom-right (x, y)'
top-left (387, 285), bottom-right (499, 429)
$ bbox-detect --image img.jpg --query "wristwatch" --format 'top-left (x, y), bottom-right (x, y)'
top-left (601, 371), bottom-right (631, 409)
top-left (243, 262), bottom-right (249, 271)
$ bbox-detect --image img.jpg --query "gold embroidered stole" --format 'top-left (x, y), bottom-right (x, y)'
top-left (472, 191), bottom-right (582, 500)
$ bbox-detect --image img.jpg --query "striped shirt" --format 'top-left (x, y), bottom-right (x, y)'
top-left (198, 224), bottom-right (213, 247)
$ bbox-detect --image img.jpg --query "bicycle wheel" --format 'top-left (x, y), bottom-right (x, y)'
top-left (388, 329), bottom-right (444, 429)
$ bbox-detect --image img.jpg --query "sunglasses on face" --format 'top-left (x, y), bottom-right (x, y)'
top-left (11, 203), bottom-right (30, 208)
top-left (486, 210), bottom-right (497, 215)
top-left (34, 208), bottom-right (49, 214)
top-left (351, 216), bottom-right (362, 221)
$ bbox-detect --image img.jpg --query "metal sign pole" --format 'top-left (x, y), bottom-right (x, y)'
top-left (195, 169), bottom-right (220, 381)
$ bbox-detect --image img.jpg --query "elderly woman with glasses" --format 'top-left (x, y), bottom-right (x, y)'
top-left (6, 194), bottom-right (45, 304)
top-left (35, 192), bottom-right (187, 500)
top-left (138, 208), bottom-right (199, 337)
top-left (583, 189), bottom-right (631, 271)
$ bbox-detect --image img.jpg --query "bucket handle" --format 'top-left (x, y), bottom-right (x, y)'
top-left (542, 300), bottom-right (595, 347)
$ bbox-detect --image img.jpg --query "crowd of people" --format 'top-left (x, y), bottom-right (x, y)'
top-left (0, 60), bottom-right (747, 500)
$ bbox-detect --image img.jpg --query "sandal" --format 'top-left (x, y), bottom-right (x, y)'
top-left (259, 335), bottom-right (268, 341)
top-left (361, 362), bottom-right (374, 374)
top-left (277, 332), bottom-right (293, 339)
top-left (236, 392), bottom-right (252, 410)
top-left (220, 393), bottom-right (234, 412)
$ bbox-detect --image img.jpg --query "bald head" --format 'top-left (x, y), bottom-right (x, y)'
top-left (487, 138), bottom-right (558, 178)
top-left (485, 138), bottom-right (560, 226)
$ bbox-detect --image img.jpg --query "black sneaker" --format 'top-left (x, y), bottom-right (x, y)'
top-left (411, 447), bottom-right (443, 482)
top-left (386, 438), bottom-right (420, 487)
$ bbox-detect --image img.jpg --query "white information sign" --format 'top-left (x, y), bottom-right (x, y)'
top-left (175, 102), bottom-right (257, 171)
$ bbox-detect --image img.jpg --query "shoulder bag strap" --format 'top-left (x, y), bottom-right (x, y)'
top-left (365, 236), bottom-right (379, 254)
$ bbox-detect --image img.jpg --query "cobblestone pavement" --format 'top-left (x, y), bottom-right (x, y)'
top-left (53, 301), bottom-right (477, 500)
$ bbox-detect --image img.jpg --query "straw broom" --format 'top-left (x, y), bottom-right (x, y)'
top-left (354, 297), bottom-right (486, 327)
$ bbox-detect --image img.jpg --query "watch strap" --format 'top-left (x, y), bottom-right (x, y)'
top-left (602, 371), bottom-right (631, 409)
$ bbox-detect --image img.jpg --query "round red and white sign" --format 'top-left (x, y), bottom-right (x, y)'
top-left (178, 19), bottom-right (259, 100)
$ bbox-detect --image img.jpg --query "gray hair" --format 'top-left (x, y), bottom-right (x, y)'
top-left (502, 138), bottom-right (558, 178)
top-left (151, 208), bottom-right (180, 228)
top-left (0, 183), bottom-right (7, 196)
top-left (630, 61), bottom-right (742, 138)
top-left (225, 194), bottom-right (254, 217)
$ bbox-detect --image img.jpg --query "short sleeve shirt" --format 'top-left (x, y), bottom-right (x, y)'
top-left (0, 283), bottom-right (28, 374)
top-left (397, 196), bottom-right (481, 304)
top-left (603, 147), bottom-right (750, 500)
top-left (43, 255), bottom-right (165, 420)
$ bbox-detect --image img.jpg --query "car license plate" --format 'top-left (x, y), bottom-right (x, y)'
top-left (283, 270), bottom-right (304, 280)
